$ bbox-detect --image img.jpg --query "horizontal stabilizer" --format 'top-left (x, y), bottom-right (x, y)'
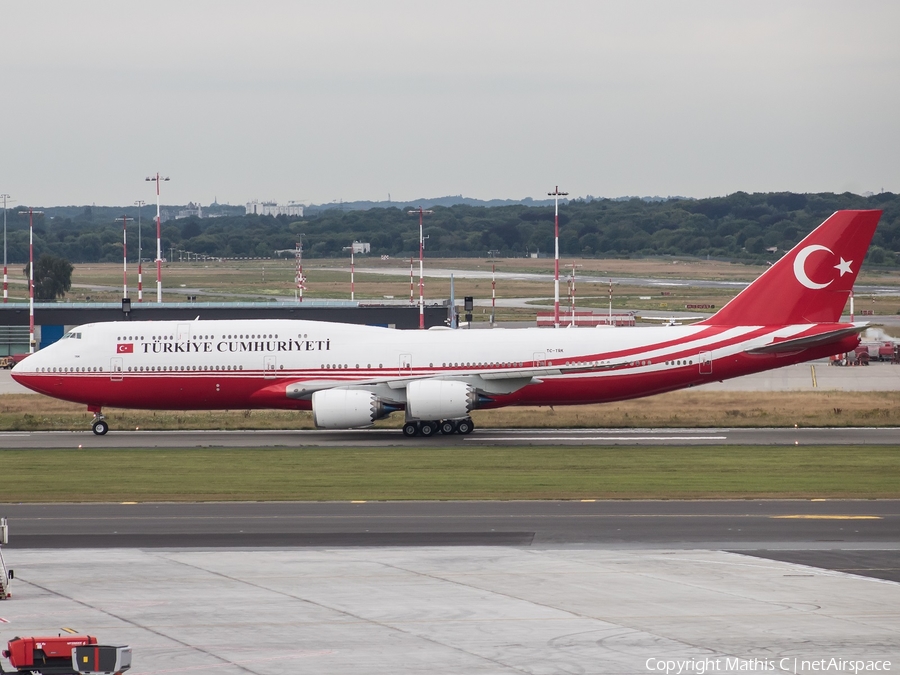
top-left (745, 325), bottom-right (866, 355)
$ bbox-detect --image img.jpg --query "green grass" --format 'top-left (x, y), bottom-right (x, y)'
top-left (0, 445), bottom-right (897, 502)
top-left (6, 390), bottom-right (900, 431)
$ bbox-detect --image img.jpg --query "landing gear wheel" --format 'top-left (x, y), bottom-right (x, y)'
top-left (419, 421), bottom-right (437, 437)
top-left (402, 422), bottom-right (419, 437)
top-left (91, 419), bottom-right (109, 436)
top-left (456, 418), bottom-right (474, 435)
top-left (439, 420), bottom-right (457, 435)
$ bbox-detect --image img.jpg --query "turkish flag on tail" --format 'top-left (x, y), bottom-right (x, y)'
top-left (703, 210), bottom-right (882, 326)
top-left (117, 343), bottom-right (134, 354)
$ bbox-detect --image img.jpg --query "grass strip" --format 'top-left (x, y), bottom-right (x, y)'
top-left (0, 445), bottom-right (897, 502)
top-left (4, 390), bottom-right (900, 431)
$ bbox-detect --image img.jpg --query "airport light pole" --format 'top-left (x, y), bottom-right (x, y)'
top-left (19, 208), bottom-right (42, 353)
top-left (145, 173), bottom-right (169, 302)
top-left (548, 186), bottom-right (568, 328)
top-left (488, 249), bottom-right (500, 325)
top-left (296, 236), bottom-right (305, 302)
top-left (134, 200), bottom-right (145, 301)
top-left (408, 207), bottom-right (433, 329)
top-left (120, 215), bottom-right (134, 300)
top-left (608, 278), bottom-right (613, 323)
top-left (342, 245), bottom-right (355, 301)
top-left (566, 262), bottom-right (582, 326)
top-left (1, 194), bottom-right (10, 303)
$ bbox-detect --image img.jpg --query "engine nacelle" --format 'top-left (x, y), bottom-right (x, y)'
top-left (312, 389), bottom-right (389, 429)
top-left (406, 379), bottom-right (475, 421)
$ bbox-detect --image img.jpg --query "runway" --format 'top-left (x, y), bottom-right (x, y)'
top-left (2, 499), bottom-right (899, 557)
top-left (0, 425), bottom-right (897, 448)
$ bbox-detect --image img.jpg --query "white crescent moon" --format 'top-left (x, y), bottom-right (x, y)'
top-left (793, 244), bottom-right (833, 290)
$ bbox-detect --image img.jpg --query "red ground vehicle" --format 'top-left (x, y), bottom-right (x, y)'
top-left (2, 635), bottom-right (130, 674)
top-left (2, 635), bottom-right (96, 674)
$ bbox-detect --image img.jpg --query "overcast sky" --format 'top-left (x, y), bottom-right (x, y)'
top-left (2, 1), bottom-right (898, 207)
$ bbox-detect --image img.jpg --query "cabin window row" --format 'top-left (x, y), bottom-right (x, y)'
top-left (665, 359), bottom-right (694, 366)
top-left (440, 362), bottom-right (524, 368)
top-left (127, 365), bottom-right (246, 372)
top-left (38, 366), bottom-right (102, 372)
top-left (323, 364), bottom-right (383, 369)
top-left (116, 334), bottom-right (286, 341)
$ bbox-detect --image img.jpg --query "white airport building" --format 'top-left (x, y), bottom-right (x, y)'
top-left (245, 200), bottom-right (305, 217)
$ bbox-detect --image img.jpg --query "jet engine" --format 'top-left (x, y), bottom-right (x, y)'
top-left (312, 389), bottom-right (392, 429)
top-left (406, 379), bottom-right (476, 420)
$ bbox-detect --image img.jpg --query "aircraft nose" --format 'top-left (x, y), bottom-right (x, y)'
top-left (11, 354), bottom-right (35, 379)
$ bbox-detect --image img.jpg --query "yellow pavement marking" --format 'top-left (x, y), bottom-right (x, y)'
top-left (580, 499), bottom-right (597, 502)
top-left (771, 515), bottom-right (881, 520)
top-left (351, 501), bottom-right (367, 504)
top-left (62, 627), bottom-right (79, 634)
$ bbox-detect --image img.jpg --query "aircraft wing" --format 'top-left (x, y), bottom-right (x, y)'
top-left (284, 359), bottom-right (627, 401)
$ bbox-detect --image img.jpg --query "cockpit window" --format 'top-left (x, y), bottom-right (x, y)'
top-left (62, 332), bottom-right (83, 340)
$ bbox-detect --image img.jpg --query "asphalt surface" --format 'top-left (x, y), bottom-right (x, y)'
top-left (4, 499), bottom-right (897, 546)
top-left (0, 426), bottom-right (897, 448)
top-left (2, 500), bottom-right (897, 582)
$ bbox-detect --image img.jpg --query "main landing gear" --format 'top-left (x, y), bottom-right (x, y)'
top-left (89, 407), bottom-right (109, 435)
top-left (402, 418), bottom-right (474, 437)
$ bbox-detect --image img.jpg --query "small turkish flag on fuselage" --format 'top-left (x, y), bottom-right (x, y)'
top-left (117, 343), bottom-right (134, 353)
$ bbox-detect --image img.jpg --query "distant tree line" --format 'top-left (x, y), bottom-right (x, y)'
top-left (3, 191), bottom-right (899, 266)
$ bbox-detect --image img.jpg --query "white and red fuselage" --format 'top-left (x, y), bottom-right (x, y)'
top-left (10, 319), bottom-right (862, 410)
top-left (11, 210), bottom-right (883, 432)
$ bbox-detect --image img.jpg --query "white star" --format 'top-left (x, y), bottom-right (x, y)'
top-left (834, 258), bottom-right (853, 277)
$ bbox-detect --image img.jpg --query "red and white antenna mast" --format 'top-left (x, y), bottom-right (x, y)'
top-left (1, 194), bottom-right (12, 303)
top-left (341, 245), bottom-right (356, 301)
top-left (566, 262), bottom-right (582, 326)
top-left (134, 200), bottom-right (145, 302)
top-left (548, 186), bottom-right (568, 328)
top-left (19, 208), bottom-right (42, 353)
top-left (409, 257), bottom-right (414, 304)
top-left (492, 261), bottom-right (497, 325)
top-left (296, 237), bottom-right (305, 302)
top-left (120, 215), bottom-right (134, 300)
top-left (145, 173), bottom-right (169, 302)
top-left (408, 207), bottom-right (433, 329)
top-left (608, 278), bottom-right (613, 322)
top-left (488, 249), bottom-right (499, 325)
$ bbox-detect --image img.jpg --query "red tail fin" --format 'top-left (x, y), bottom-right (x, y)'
top-left (703, 210), bottom-right (883, 326)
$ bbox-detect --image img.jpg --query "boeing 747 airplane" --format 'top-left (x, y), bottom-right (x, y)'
top-left (12, 210), bottom-right (882, 436)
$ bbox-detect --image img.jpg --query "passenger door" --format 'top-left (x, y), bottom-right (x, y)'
top-left (264, 355), bottom-right (276, 379)
top-left (399, 353), bottom-right (412, 376)
top-left (110, 357), bottom-right (123, 382)
top-left (699, 351), bottom-right (712, 375)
